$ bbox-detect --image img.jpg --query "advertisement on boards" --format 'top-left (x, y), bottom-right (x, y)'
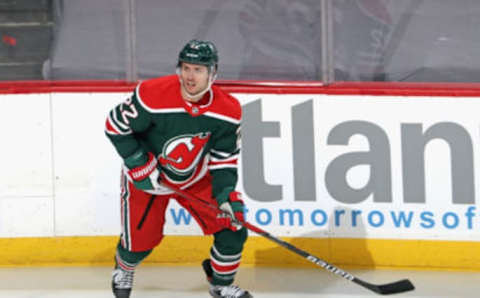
top-left (4, 92), bottom-right (478, 241)
top-left (165, 94), bottom-right (480, 241)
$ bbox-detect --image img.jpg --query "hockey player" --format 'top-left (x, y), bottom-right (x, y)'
top-left (105, 40), bottom-right (252, 298)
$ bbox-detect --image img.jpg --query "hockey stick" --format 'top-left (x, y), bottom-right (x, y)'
top-left (161, 182), bottom-right (415, 295)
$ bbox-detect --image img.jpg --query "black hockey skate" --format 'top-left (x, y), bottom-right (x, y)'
top-left (202, 259), bottom-right (253, 298)
top-left (111, 260), bottom-right (134, 298)
top-left (202, 258), bottom-right (214, 283)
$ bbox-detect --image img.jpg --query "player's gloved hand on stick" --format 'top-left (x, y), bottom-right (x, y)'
top-left (124, 149), bottom-right (161, 191)
top-left (216, 191), bottom-right (245, 231)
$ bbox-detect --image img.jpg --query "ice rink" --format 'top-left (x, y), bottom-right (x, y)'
top-left (0, 265), bottom-right (478, 298)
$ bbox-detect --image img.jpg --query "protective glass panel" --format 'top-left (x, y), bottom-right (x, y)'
top-left (0, 0), bottom-right (54, 80)
top-left (333, 0), bottom-right (480, 82)
top-left (135, 0), bottom-right (323, 81)
top-left (45, 0), bottom-right (129, 80)
top-left (5, 0), bottom-right (480, 82)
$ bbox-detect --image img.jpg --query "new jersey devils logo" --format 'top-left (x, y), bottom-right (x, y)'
top-left (159, 132), bottom-right (211, 175)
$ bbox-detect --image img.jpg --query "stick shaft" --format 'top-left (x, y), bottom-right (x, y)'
top-left (162, 182), bottom-right (413, 295)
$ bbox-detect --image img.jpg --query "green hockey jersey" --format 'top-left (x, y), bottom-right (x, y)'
top-left (105, 75), bottom-right (241, 203)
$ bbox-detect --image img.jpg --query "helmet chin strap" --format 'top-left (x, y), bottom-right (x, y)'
top-left (177, 68), bottom-right (217, 102)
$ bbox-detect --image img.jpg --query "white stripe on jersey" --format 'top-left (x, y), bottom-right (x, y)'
top-left (209, 164), bottom-right (237, 170)
top-left (210, 154), bottom-right (238, 163)
top-left (113, 107), bottom-right (130, 130)
top-left (204, 111), bottom-right (240, 125)
top-left (106, 114), bottom-right (132, 135)
top-left (210, 149), bottom-right (232, 157)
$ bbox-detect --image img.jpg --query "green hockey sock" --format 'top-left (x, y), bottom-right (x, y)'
top-left (116, 240), bottom-right (152, 269)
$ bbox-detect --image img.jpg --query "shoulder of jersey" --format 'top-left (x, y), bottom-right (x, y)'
top-left (208, 85), bottom-right (242, 123)
top-left (135, 75), bottom-right (182, 111)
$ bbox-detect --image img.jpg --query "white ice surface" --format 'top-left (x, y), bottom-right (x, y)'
top-left (0, 265), bottom-right (477, 297)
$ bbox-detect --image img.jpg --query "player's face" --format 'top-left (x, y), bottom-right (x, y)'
top-left (179, 62), bottom-right (210, 96)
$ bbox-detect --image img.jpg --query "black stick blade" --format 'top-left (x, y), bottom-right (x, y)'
top-left (375, 279), bottom-right (415, 295)
top-left (355, 278), bottom-right (415, 295)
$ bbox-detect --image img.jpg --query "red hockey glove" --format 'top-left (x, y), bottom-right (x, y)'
top-left (125, 150), bottom-right (161, 191)
top-left (216, 191), bottom-right (245, 231)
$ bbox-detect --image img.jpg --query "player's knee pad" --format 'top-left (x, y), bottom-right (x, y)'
top-left (213, 227), bottom-right (248, 255)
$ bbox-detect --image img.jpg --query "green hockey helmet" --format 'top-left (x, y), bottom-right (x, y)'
top-left (177, 39), bottom-right (218, 72)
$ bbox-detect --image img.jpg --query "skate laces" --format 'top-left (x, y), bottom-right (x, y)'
top-left (112, 268), bottom-right (134, 289)
top-left (217, 284), bottom-right (247, 298)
